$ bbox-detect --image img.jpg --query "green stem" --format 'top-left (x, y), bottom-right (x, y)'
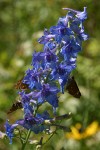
top-left (19, 129), bottom-right (24, 145)
top-left (42, 131), bottom-right (56, 146)
top-left (21, 129), bottom-right (31, 150)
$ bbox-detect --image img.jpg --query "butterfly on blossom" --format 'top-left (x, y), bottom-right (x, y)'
top-left (7, 101), bottom-right (22, 114)
top-left (7, 78), bottom-right (29, 114)
top-left (14, 78), bottom-right (28, 90)
top-left (66, 76), bottom-right (81, 98)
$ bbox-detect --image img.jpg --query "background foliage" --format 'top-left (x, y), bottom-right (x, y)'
top-left (0, 0), bottom-right (100, 150)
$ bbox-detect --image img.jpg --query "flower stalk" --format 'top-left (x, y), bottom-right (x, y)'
top-left (21, 130), bottom-right (31, 150)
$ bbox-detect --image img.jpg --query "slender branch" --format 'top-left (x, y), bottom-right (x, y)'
top-left (52, 112), bottom-right (72, 122)
top-left (50, 124), bottom-right (71, 132)
top-left (44, 112), bottom-right (72, 125)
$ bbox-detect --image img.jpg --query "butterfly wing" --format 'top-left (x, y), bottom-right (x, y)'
top-left (66, 76), bottom-right (81, 98)
top-left (7, 101), bottom-right (22, 114)
top-left (8, 78), bottom-right (28, 114)
top-left (15, 78), bottom-right (28, 90)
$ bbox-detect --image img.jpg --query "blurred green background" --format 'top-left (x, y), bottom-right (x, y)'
top-left (0, 0), bottom-right (100, 150)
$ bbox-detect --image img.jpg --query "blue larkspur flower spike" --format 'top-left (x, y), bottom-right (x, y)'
top-left (22, 7), bottom-right (88, 109)
top-left (5, 7), bottom-right (89, 143)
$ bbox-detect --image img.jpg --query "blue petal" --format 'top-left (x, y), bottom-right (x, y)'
top-left (46, 94), bottom-right (58, 108)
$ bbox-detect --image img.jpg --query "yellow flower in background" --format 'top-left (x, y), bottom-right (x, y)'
top-left (66, 121), bottom-right (99, 140)
top-left (66, 125), bottom-right (82, 140)
top-left (82, 121), bottom-right (99, 138)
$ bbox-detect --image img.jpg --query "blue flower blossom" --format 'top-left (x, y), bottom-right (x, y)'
top-left (23, 68), bottom-right (42, 90)
top-left (19, 84), bottom-right (59, 109)
top-left (44, 42), bottom-right (56, 52)
top-left (61, 38), bottom-right (81, 61)
top-left (63, 7), bottom-right (87, 21)
top-left (5, 121), bottom-right (18, 144)
top-left (41, 84), bottom-right (59, 107)
top-left (50, 25), bottom-right (73, 44)
top-left (50, 62), bottom-right (74, 93)
top-left (17, 111), bottom-right (50, 134)
top-left (38, 29), bottom-right (55, 45)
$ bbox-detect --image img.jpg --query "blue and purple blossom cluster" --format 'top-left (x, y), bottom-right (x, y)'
top-left (5, 7), bottom-right (88, 144)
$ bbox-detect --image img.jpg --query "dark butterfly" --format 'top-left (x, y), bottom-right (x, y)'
top-left (15, 78), bottom-right (28, 90)
top-left (66, 76), bottom-right (81, 98)
top-left (7, 101), bottom-right (22, 114)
